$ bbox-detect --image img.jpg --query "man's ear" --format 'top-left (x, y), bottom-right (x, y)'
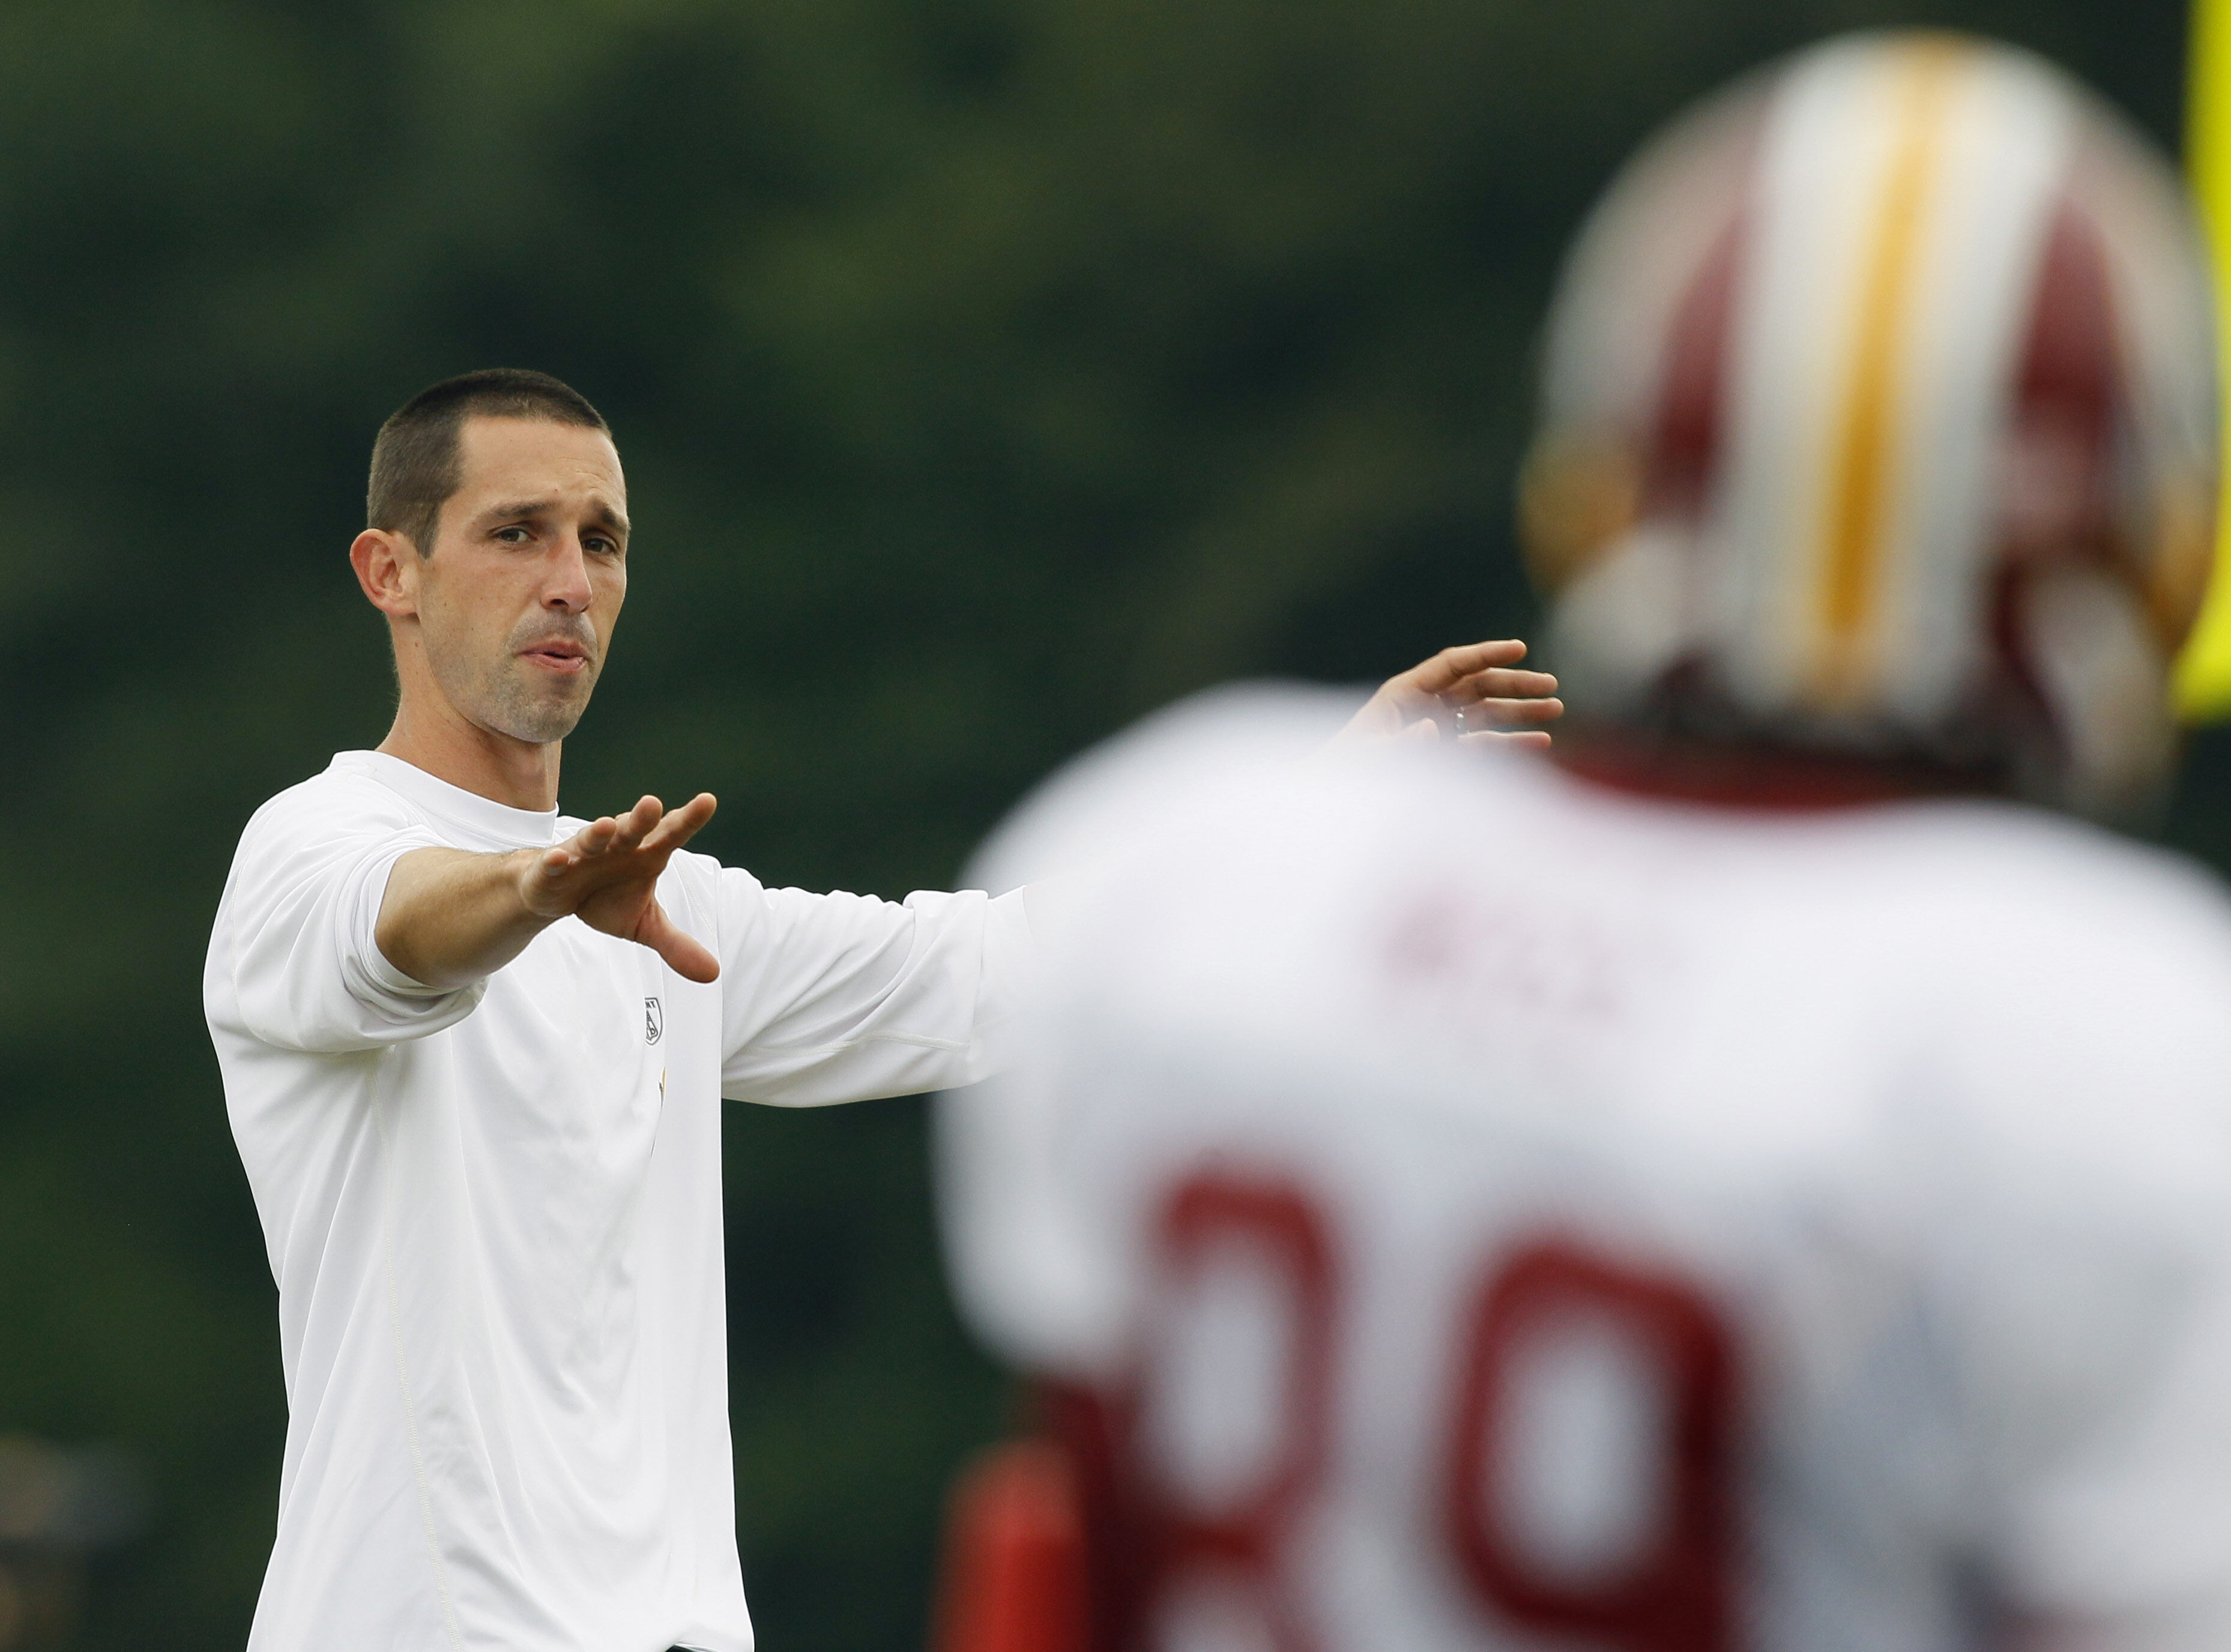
top-left (350, 528), bottom-right (423, 619)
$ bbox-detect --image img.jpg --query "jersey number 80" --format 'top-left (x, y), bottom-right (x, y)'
top-left (1123, 1171), bottom-right (1740, 1652)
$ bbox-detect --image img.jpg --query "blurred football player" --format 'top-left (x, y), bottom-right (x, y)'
top-left (932, 30), bottom-right (2231, 1652)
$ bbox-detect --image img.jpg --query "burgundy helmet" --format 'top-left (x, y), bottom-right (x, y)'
top-left (1523, 32), bottom-right (2217, 812)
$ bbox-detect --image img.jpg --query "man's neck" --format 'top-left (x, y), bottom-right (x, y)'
top-left (1549, 723), bottom-right (2000, 811)
top-left (378, 699), bottom-right (561, 812)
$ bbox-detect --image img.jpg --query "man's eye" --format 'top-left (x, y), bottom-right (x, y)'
top-left (587, 537), bottom-right (619, 556)
top-left (495, 526), bottom-right (532, 544)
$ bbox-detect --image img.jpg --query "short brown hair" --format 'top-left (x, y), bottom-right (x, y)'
top-left (366, 369), bottom-right (609, 553)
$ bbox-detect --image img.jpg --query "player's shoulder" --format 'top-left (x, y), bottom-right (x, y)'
top-left (971, 682), bottom-right (1368, 893)
top-left (1841, 806), bottom-right (2231, 1174)
top-left (1540, 773), bottom-right (2231, 998)
top-left (1877, 812), bottom-right (2231, 1228)
top-left (1867, 800), bottom-right (2231, 980)
top-left (237, 752), bottom-right (426, 852)
top-left (977, 685), bottom-right (1545, 1017)
top-left (648, 843), bottom-right (735, 914)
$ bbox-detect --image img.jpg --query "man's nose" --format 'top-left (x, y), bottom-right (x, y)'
top-left (541, 534), bottom-right (594, 612)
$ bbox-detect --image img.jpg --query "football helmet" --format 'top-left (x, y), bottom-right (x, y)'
top-left (1524, 32), bottom-right (2217, 812)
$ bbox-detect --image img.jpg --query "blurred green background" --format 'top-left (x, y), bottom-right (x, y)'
top-left (0, 0), bottom-right (2211, 1647)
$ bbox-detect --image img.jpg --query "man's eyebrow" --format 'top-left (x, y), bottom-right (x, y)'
top-left (475, 498), bottom-right (632, 537)
top-left (477, 498), bottom-right (556, 524)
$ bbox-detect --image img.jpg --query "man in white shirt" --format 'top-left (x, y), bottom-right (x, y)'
top-left (932, 34), bottom-right (2231, 1652)
top-left (204, 367), bottom-right (1561, 1652)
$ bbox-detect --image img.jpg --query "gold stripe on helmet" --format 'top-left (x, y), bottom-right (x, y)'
top-left (1814, 35), bottom-right (1973, 704)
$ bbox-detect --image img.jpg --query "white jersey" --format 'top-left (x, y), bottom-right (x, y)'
top-left (938, 689), bottom-right (2231, 1652)
top-left (207, 750), bottom-right (1033, 1652)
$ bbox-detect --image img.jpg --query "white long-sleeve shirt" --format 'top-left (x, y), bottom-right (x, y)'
top-left (206, 750), bottom-right (1033, 1652)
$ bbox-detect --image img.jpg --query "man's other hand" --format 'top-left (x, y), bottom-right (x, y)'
top-left (524, 794), bottom-right (720, 983)
top-left (1333, 640), bottom-right (1563, 750)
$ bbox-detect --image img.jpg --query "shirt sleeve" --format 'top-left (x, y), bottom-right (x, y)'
top-left (715, 868), bottom-right (1036, 1106)
top-left (217, 782), bottom-right (488, 1054)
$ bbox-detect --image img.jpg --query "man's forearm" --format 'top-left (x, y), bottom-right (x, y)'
top-left (375, 846), bottom-right (554, 991)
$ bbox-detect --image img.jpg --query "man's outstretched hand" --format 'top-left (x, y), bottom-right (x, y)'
top-left (378, 792), bottom-right (722, 992)
top-left (1333, 639), bottom-right (1563, 750)
top-left (524, 794), bottom-right (721, 983)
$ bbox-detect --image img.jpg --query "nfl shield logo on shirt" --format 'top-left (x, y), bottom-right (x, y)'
top-left (644, 997), bottom-right (663, 1045)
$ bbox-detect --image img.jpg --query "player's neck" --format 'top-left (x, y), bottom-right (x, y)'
top-left (1548, 723), bottom-right (2000, 812)
top-left (378, 693), bottom-right (563, 813)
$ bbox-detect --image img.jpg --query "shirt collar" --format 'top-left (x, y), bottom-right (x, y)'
top-left (329, 750), bottom-right (564, 851)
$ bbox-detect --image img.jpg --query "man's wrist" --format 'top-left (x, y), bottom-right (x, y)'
top-left (512, 845), bottom-right (568, 921)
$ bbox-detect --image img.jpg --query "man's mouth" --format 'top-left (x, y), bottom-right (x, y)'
top-left (521, 639), bottom-right (591, 675)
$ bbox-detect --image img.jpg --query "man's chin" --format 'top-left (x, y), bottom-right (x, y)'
top-left (483, 687), bottom-right (593, 746)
